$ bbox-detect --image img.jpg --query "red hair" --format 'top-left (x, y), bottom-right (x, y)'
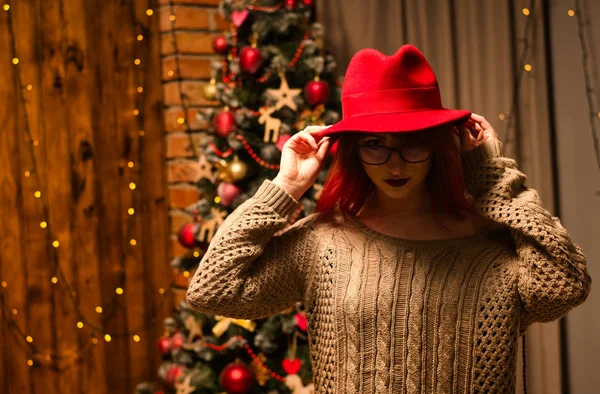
top-left (315, 126), bottom-right (475, 223)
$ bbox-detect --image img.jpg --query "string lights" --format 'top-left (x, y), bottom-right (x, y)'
top-left (1, 0), bottom-right (173, 367)
top-left (166, 0), bottom-right (202, 160)
top-left (501, 0), bottom-right (536, 149)
top-left (573, 0), bottom-right (600, 169)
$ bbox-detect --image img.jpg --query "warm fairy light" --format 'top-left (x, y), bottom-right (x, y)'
top-left (169, 15), bottom-right (176, 21)
top-left (51, 277), bottom-right (58, 284)
top-left (139, 130), bottom-right (145, 136)
top-left (95, 306), bottom-right (103, 313)
top-left (52, 240), bottom-right (59, 247)
top-left (3, 4), bottom-right (10, 11)
top-left (134, 58), bottom-right (141, 66)
top-left (133, 109), bottom-right (140, 116)
top-left (77, 322), bottom-right (84, 328)
top-left (133, 335), bottom-right (141, 342)
top-left (26, 84), bottom-right (32, 90)
top-left (92, 338), bottom-right (99, 344)
top-left (137, 86), bottom-right (143, 93)
top-left (26, 336), bottom-right (33, 343)
top-left (24, 171), bottom-right (30, 177)
top-left (137, 34), bottom-right (144, 41)
top-left (499, 113), bottom-right (506, 120)
top-left (104, 334), bottom-right (111, 342)
top-left (116, 287), bottom-right (124, 295)
top-left (158, 288), bottom-right (165, 295)
top-left (1, 281), bottom-right (6, 288)
top-left (27, 360), bottom-right (33, 366)
top-left (128, 161), bottom-right (134, 168)
top-left (12, 57), bottom-right (19, 65)
top-left (177, 117), bottom-right (185, 124)
top-left (40, 221), bottom-right (48, 228)
top-left (183, 271), bottom-right (190, 277)
top-left (568, 9), bottom-right (575, 16)
top-left (33, 140), bottom-right (39, 146)
top-left (522, 8), bottom-right (530, 16)
top-left (130, 239), bottom-right (137, 246)
top-left (214, 196), bottom-right (221, 204)
top-left (128, 208), bottom-right (135, 215)
top-left (12, 309), bottom-right (18, 315)
top-left (193, 251), bottom-right (200, 257)
top-left (168, 70), bottom-right (175, 77)
top-left (146, 9), bottom-right (153, 16)
top-left (34, 191), bottom-right (41, 198)
top-left (524, 64), bottom-right (532, 71)
top-left (45, 355), bottom-right (51, 361)
top-left (129, 182), bottom-right (136, 190)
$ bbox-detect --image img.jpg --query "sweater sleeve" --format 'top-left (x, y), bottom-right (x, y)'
top-left (461, 139), bottom-right (591, 330)
top-left (186, 179), bottom-right (318, 320)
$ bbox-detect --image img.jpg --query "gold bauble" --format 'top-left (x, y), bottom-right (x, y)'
top-left (203, 81), bottom-right (217, 100)
top-left (226, 156), bottom-right (248, 182)
top-left (214, 155), bottom-right (249, 183)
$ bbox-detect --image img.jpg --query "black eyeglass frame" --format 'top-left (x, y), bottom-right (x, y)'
top-left (355, 144), bottom-right (432, 165)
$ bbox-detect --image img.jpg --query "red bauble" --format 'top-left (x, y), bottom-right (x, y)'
top-left (212, 35), bottom-right (229, 55)
top-left (282, 358), bottom-right (302, 375)
top-left (239, 46), bottom-right (263, 74)
top-left (213, 110), bottom-right (237, 138)
top-left (304, 79), bottom-right (330, 105)
top-left (164, 364), bottom-right (184, 388)
top-left (177, 223), bottom-right (198, 249)
top-left (219, 361), bottom-right (254, 394)
top-left (302, 0), bottom-right (314, 6)
top-left (217, 182), bottom-right (243, 207)
top-left (284, 0), bottom-right (297, 9)
top-left (170, 332), bottom-right (184, 350)
top-left (157, 336), bottom-right (171, 354)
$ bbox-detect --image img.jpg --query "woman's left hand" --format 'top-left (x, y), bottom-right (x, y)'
top-left (457, 113), bottom-right (499, 154)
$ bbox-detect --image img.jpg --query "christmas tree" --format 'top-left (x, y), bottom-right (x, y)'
top-left (138, 1), bottom-right (341, 393)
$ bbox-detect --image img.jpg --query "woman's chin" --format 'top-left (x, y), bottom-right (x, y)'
top-left (377, 184), bottom-right (413, 199)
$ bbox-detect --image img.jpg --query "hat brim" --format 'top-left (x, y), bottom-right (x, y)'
top-left (319, 109), bottom-right (472, 137)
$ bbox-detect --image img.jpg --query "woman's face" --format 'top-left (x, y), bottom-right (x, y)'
top-left (357, 133), bottom-right (432, 200)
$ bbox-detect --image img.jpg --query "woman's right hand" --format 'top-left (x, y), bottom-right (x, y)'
top-left (272, 125), bottom-right (332, 201)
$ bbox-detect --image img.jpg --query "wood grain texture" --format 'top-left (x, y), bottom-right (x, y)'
top-left (0, 0), bottom-right (171, 392)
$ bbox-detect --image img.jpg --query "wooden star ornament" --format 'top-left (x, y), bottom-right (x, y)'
top-left (266, 73), bottom-right (302, 111)
top-left (175, 375), bottom-right (196, 394)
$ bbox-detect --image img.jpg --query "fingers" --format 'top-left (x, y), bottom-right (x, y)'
top-left (458, 126), bottom-right (473, 144)
top-left (470, 113), bottom-right (493, 131)
top-left (315, 137), bottom-right (331, 163)
top-left (298, 131), bottom-right (319, 151)
top-left (305, 125), bottom-right (331, 142)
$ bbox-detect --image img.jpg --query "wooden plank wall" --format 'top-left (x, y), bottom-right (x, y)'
top-left (0, 0), bottom-right (172, 393)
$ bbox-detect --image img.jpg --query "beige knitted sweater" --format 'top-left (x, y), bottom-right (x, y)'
top-left (187, 139), bottom-right (591, 393)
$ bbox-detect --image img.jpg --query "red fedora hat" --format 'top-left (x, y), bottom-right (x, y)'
top-left (320, 44), bottom-right (471, 137)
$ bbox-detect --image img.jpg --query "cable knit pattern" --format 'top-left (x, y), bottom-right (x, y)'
top-left (187, 139), bottom-right (591, 393)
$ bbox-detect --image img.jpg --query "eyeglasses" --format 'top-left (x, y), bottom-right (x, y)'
top-left (356, 143), bottom-right (431, 165)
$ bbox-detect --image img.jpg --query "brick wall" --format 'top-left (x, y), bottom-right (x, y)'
top-left (158, 0), bottom-right (228, 302)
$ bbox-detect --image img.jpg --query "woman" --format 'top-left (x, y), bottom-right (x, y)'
top-left (187, 45), bottom-right (591, 393)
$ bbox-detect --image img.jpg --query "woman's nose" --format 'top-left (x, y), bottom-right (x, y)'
top-left (387, 149), bottom-right (405, 168)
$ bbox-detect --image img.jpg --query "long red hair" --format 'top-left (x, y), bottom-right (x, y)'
top-left (315, 126), bottom-right (475, 223)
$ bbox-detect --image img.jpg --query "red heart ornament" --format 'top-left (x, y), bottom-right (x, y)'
top-left (282, 358), bottom-right (302, 375)
top-left (231, 10), bottom-right (249, 27)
